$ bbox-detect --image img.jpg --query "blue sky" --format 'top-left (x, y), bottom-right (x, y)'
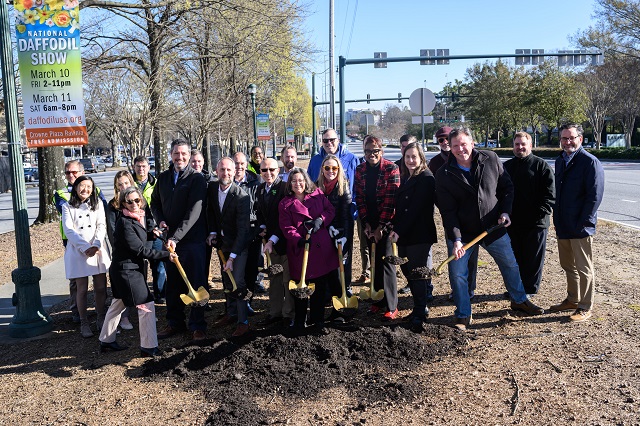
top-left (304, 0), bottom-right (597, 113)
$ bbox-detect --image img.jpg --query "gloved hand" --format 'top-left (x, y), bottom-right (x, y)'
top-left (297, 236), bottom-right (310, 248)
top-left (304, 217), bottom-right (323, 233)
top-left (335, 237), bottom-right (347, 249)
top-left (328, 225), bottom-right (340, 238)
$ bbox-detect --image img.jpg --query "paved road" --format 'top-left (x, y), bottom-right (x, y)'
top-left (346, 141), bottom-right (640, 229)
top-left (1, 148), bottom-right (639, 233)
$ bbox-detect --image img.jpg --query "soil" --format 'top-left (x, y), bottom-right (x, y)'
top-left (0, 218), bottom-right (639, 425)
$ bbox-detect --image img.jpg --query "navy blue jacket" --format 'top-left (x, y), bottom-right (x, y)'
top-left (553, 148), bottom-right (604, 239)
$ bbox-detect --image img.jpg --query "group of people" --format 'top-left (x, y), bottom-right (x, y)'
top-left (57, 121), bottom-right (604, 354)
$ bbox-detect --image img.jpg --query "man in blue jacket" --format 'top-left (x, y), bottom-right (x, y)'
top-left (308, 128), bottom-right (360, 286)
top-left (549, 123), bottom-right (604, 323)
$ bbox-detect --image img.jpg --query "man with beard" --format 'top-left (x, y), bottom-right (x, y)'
top-left (256, 158), bottom-right (295, 326)
top-left (233, 151), bottom-right (266, 295)
top-left (207, 157), bottom-right (252, 337)
top-left (504, 132), bottom-right (555, 297)
top-left (549, 123), bottom-right (604, 323)
top-left (279, 145), bottom-right (298, 182)
top-left (152, 140), bottom-right (208, 341)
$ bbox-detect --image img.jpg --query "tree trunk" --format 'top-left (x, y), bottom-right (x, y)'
top-left (35, 146), bottom-right (66, 224)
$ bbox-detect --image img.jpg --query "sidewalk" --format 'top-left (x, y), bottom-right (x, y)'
top-left (0, 256), bottom-right (69, 344)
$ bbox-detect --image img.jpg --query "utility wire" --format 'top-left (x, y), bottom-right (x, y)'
top-left (345, 0), bottom-right (358, 57)
top-left (338, 0), bottom-right (350, 54)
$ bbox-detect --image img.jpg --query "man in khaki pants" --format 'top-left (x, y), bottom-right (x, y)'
top-left (550, 123), bottom-right (605, 322)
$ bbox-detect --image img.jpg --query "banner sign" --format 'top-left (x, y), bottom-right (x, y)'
top-left (257, 113), bottom-right (270, 141)
top-left (286, 126), bottom-right (294, 143)
top-left (13, 0), bottom-right (88, 148)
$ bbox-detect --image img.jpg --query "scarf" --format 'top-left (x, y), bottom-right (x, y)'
top-left (323, 177), bottom-right (338, 195)
top-left (123, 208), bottom-right (145, 227)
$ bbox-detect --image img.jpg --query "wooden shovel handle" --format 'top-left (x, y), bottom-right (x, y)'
top-left (218, 249), bottom-right (238, 291)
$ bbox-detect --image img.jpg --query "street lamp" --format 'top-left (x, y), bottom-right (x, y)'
top-left (247, 83), bottom-right (258, 148)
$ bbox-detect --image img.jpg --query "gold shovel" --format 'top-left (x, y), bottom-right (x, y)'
top-left (359, 241), bottom-right (384, 301)
top-left (261, 239), bottom-right (284, 276)
top-left (218, 250), bottom-right (251, 300)
top-left (288, 229), bottom-right (315, 298)
top-left (166, 245), bottom-right (210, 306)
top-left (332, 239), bottom-right (358, 310)
top-left (384, 241), bottom-right (408, 265)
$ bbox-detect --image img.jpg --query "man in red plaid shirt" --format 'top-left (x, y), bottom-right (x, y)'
top-left (354, 135), bottom-right (401, 319)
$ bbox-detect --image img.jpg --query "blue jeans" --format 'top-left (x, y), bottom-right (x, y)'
top-left (447, 234), bottom-right (527, 318)
top-left (151, 238), bottom-right (166, 296)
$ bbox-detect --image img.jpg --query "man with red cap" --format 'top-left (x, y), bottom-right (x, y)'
top-left (428, 126), bottom-right (453, 175)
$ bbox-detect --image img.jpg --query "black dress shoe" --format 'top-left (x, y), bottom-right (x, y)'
top-left (99, 341), bottom-right (128, 353)
top-left (258, 315), bottom-right (283, 326)
top-left (140, 347), bottom-right (162, 357)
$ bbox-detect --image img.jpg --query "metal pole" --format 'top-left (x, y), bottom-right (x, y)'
top-left (420, 88), bottom-right (425, 149)
top-left (312, 73), bottom-right (317, 155)
top-left (329, 0), bottom-right (335, 129)
top-left (338, 56), bottom-right (346, 144)
top-left (250, 93), bottom-right (257, 146)
top-left (0, 0), bottom-right (53, 337)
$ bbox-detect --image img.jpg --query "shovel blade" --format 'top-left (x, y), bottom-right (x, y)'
top-left (371, 289), bottom-right (384, 302)
top-left (180, 293), bottom-right (197, 305)
top-left (332, 295), bottom-right (358, 311)
top-left (358, 288), bottom-right (371, 300)
top-left (194, 286), bottom-right (210, 303)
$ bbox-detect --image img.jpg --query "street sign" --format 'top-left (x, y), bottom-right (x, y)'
top-left (409, 88), bottom-right (436, 115)
top-left (257, 113), bottom-right (270, 141)
top-left (286, 126), bottom-right (294, 143)
top-left (411, 116), bottom-right (434, 124)
top-left (374, 52), bottom-right (387, 68)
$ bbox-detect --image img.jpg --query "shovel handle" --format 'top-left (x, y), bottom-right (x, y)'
top-left (370, 242), bottom-right (376, 292)
top-left (167, 245), bottom-right (196, 293)
top-left (262, 238), bottom-right (273, 267)
top-left (435, 222), bottom-right (506, 275)
top-left (218, 249), bottom-right (238, 292)
top-left (337, 241), bottom-right (347, 299)
top-left (392, 242), bottom-right (398, 257)
top-left (299, 231), bottom-right (311, 286)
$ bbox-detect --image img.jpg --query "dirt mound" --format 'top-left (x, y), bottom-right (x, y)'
top-left (142, 324), bottom-right (465, 424)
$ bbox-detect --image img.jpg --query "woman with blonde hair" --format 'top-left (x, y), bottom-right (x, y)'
top-left (316, 155), bottom-right (353, 322)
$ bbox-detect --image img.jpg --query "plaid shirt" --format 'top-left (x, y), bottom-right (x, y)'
top-left (354, 158), bottom-right (400, 226)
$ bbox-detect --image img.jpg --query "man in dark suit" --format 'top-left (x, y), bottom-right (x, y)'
top-left (207, 157), bottom-right (252, 337)
top-left (256, 157), bottom-right (294, 326)
top-left (152, 140), bottom-right (208, 341)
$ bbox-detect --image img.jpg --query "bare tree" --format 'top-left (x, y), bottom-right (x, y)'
top-left (577, 64), bottom-right (617, 149)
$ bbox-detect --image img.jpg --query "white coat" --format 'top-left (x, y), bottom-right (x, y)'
top-left (62, 201), bottom-right (111, 279)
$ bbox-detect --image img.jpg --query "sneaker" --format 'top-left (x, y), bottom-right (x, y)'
top-left (80, 320), bottom-right (93, 338)
top-left (454, 315), bottom-right (472, 331)
top-left (254, 282), bottom-right (267, 294)
top-left (399, 286), bottom-right (411, 295)
top-left (119, 317), bottom-right (134, 330)
top-left (549, 298), bottom-right (579, 313)
top-left (353, 274), bottom-right (370, 284)
top-left (382, 308), bottom-right (399, 321)
top-left (569, 309), bottom-right (592, 322)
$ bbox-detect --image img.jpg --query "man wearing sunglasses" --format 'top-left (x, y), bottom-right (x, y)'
top-left (54, 159), bottom-right (107, 324)
top-left (255, 158), bottom-right (294, 327)
top-left (427, 126), bottom-right (453, 175)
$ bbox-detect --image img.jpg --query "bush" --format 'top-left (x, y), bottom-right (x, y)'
top-left (484, 146), bottom-right (640, 160)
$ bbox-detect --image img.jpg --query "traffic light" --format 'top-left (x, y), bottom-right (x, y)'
top-left (439, 117), bottom-right (444, 122)
top-left (398, 93), bottom-right (402, 103)
top-left (367, 94), bottom-right (371, 104)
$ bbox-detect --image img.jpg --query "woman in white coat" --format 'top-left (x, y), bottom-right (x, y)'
top-left (62, 175), bottom-right (111, 338)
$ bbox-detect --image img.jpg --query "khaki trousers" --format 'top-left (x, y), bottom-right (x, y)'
top-left (268, 252), bottom-right (294, 319)
top-left (99, 298), bottom-right (158, 349)
top-left (557, 236), bottom-right (595, 310)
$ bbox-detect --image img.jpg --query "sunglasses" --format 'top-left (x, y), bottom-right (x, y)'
top-left (260, 168), bottom-right (277, 172)
top-left (438, 137), bottom-right (448, 143)
top-left (322, 138), bottom-right (337, 144)
top-left (364, 149), bottom-right (382, 155)
top-left (323, 166), bottom-right (339, 172)
top-left (125, 198), bottom-right (141, 205)
top-left (65, 170), bottom-right (80, 175)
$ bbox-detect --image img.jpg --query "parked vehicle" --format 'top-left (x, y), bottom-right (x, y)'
top-left (148, 156), bottom-right (155, 169)
top-left (79, 157), bottom-right (106, 173)
top-left (24, 167), bottom-right (39, 182)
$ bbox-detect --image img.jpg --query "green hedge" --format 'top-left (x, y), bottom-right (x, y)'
top-left (486, 147), bottom-right (640, 160)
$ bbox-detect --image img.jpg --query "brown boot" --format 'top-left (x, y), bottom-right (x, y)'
top-left (549, 298), bottom-right (578, 312)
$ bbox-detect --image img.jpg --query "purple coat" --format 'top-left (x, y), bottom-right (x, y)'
top-left (279, 188), bottom-right (338, 281)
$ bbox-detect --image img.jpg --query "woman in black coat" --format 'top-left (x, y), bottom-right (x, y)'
top-left (99, 186), bottom-right (176, 357)
top-left (316, 155), bottom-right (352, 322)
top-left (389, 142), bottom-right (437, 332)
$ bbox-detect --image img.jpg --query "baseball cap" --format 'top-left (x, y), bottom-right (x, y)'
top-left (435, 126), bottom-right (453, 139)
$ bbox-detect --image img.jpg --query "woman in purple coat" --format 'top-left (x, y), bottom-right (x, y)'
top-left (279, 168), bottom-right (339, 330)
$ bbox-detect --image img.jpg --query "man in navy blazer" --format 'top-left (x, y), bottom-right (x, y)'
top-left (549, 123), bottom-right (604, 323)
